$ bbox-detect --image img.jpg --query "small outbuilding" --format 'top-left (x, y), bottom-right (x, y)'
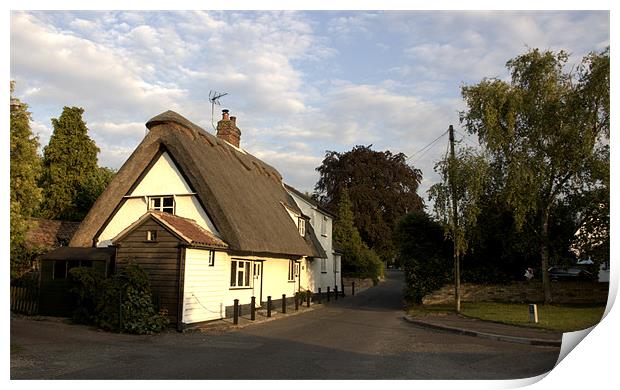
top-left (37, 247), bottom-right (115, 316)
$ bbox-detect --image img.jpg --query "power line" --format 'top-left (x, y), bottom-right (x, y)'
top-left (406, 129), bottom-right (449, 162)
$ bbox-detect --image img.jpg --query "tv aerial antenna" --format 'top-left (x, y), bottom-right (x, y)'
top-left (209, 90), bottom-right (228, 131)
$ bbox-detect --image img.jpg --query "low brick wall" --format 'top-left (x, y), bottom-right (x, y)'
top-left (423, 281), bottom-right (609, 305)
top-left (342, 277), bottom-right (375, 295)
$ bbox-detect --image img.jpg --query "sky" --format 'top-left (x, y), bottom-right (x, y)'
top-left (9, 10), bottom-right (610, 210)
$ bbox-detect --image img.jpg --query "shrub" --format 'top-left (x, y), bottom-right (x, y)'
top-left (69, 262), bottom-right (168, 334)
top-left (396, 212), bottom-right (452, 304)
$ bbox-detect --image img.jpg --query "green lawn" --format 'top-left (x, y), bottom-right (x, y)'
top-left (409, 302), bottom-right (607, 332)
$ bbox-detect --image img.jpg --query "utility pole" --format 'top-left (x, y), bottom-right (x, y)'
top-left (448, 125), bottom-right (461, 313)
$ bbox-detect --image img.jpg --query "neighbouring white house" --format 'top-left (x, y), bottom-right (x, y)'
top-left (284, 184), bottom-right (342, 294)
top-left (57, 109), bottom-right (331, 330)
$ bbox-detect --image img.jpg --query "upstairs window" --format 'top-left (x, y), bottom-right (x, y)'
top-left (298, 218), bottom-right (305, 237)
top-left (320, 258), bottom-right (327, 273)
top-left (321, 216), bottom-right (327, 236)
top-left (149, 196), bottom-right (174, 214)
top-left (146, 230), bottom-right (158, 242)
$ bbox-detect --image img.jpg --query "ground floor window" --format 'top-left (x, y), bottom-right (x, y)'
top-left (230, 259), bottom-right (252, 288)
top-left (53, 260), bottom-right (93, 280)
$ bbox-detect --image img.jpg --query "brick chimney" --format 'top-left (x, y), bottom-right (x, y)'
top-left (216, 109), bottom-right (241, 147)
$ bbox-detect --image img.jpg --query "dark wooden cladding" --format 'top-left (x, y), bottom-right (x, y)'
top-left (115, 217), bottom-right (183, 325)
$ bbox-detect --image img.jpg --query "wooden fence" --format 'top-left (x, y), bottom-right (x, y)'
top-left (11, 285), bottom-right (39, 315)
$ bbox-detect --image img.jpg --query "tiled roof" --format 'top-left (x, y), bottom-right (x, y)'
top-left (152, 211), bottom-right (228, 248)
top-left (25, 218), bottom-right (81, 249)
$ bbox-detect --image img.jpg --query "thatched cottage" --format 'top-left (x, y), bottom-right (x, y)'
top-left (54, 109), bottom-right (341, 329)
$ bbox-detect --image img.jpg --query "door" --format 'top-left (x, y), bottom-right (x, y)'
top-left (253, 261), bottom-right (263, 304)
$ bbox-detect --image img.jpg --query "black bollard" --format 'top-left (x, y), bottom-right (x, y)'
top-left (233, 299), bottom-right (239, 325)
top-left (306, 292), bottom-right (310, 307)
top-left (352, 281), bottom-right (355, 296)
top-left (294, 294), bottom-right (299, 311)
top-left (342, 284), bottom-right (345, 297)
top-left (282, 294), bottom-right (287, 314)
top-left (335, 285), bottom-right (338, 301)
top-left (267, 296), bottom-right (272, 317)
top-left (327, 286), bottom-right (331, 302)
top-left (318, 287), bottom-right (322, 304)
top-left (250, 296), bottom-right (256, 321)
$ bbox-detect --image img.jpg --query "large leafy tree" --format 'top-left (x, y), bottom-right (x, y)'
top-left (39, 107), bottom-right (102, 221)
top-left (315, 145), bottom-right (424, 262)
top-left (10, 81), bottom-right (43, 278)
top-left (333, 188), bottom-right (383, 281)
top-left (460, 48), bottom-right (609, 303)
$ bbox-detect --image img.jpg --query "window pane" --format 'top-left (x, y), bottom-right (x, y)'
top-left (163, 197), bottom-right (174, 207)
top-left (245, 262), bottom-right (251, 286)
top-left (238, 270), bottom-right (243, 286)
top-left (152, 198), bottom-right (161, 209)
top-left (230, 261), bottom-right (237, 286)
top-left (54, 261), bottom-right (66, 279)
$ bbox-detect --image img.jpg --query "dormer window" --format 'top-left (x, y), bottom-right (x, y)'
top-left (146, 230), bottom-right (158, 242)
top-left (149, 196), bottom-right (174, 214)
top-left (298, 218), bottom-right (305, 237)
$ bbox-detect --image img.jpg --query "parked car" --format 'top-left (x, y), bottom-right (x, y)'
top-left (548, 266), bottom-right (595, 281)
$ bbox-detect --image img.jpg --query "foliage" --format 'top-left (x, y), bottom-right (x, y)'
top-left (315, 145), bottom-right (424, 261)
top-left (428, 146), bottom-right (489, 257)
top-left (39, 106), bottom-right (101, 221)
top-left (69, 262), bottom-right (168, 334)
top-left (396, 211), bottom-right (451, 304)
top-left (10, 81), bottom-right (42, 279)
top-left (460, 48), bottom-right (609, 302)
top-left (333, 189), bottom-right (384, 281)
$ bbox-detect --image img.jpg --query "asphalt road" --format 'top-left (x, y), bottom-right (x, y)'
top-left (11, 270), bottom-right (560, 379)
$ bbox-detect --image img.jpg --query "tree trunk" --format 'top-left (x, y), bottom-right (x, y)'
top-left (540, 209), bottom-right (552, 303)
top-left (454, 250), bottom-right (461, 313)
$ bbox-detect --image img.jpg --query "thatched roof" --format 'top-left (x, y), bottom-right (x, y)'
top-left (70, 110), bottom-right (323, 258)
top-left (112, 211), bottom-right (228, 249)
top-left (283, 183), bottom-right (337, 219)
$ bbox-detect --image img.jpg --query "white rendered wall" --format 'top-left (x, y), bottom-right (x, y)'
top-left (182, 249), bottom-right (304, 324)
top-left (287, 191), bottom-right (341, 291)
top-left (96, 151), bottom-right (219, 247)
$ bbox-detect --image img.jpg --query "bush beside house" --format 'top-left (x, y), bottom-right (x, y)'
top-left (69, 262), bottom-right (168, 334)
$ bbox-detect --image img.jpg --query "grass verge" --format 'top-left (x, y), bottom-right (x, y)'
top-left (409, 301), bottom-right (606, 332)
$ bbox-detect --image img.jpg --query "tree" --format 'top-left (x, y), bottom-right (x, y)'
top-left (428, 145), bottom-right (489, 311)
top-left (333, 188), bottom-right (384, 281)
top-left (395, 211), bottom-right (451, 304)
top-left (39, 107), bottom-right (101, 221)
top-left (10, 81), bottom-right (42, 278)
top-left (315, 145), bottom-right (424, 262)
top-left (460, 48), bottom-right (609, 302)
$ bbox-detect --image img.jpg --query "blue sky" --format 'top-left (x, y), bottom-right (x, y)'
top-left (10, 10), bottom-right (610, 208)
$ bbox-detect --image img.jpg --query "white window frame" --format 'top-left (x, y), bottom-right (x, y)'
top-left (298, 218), bottom-right (306, 237)
top-left (320, 258), bottom-right (327, 273)
top-left (288, 260), bottom-right (297, 282)
top-left (321, 216), bottom-right (328, 237)
top-left (334, 256), bottom-right (340, 273)
top-left (230, 259), bottom-right (252, 288)
top-left (148, 195), bottom-right (175, 214)
top-left (208, 251), bottom-right (215, 266)
top-left (146, 230), bottom-right (158, 242)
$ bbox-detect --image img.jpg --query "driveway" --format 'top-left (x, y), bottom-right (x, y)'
top-left (11, 270), bottom-right (560, 379)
